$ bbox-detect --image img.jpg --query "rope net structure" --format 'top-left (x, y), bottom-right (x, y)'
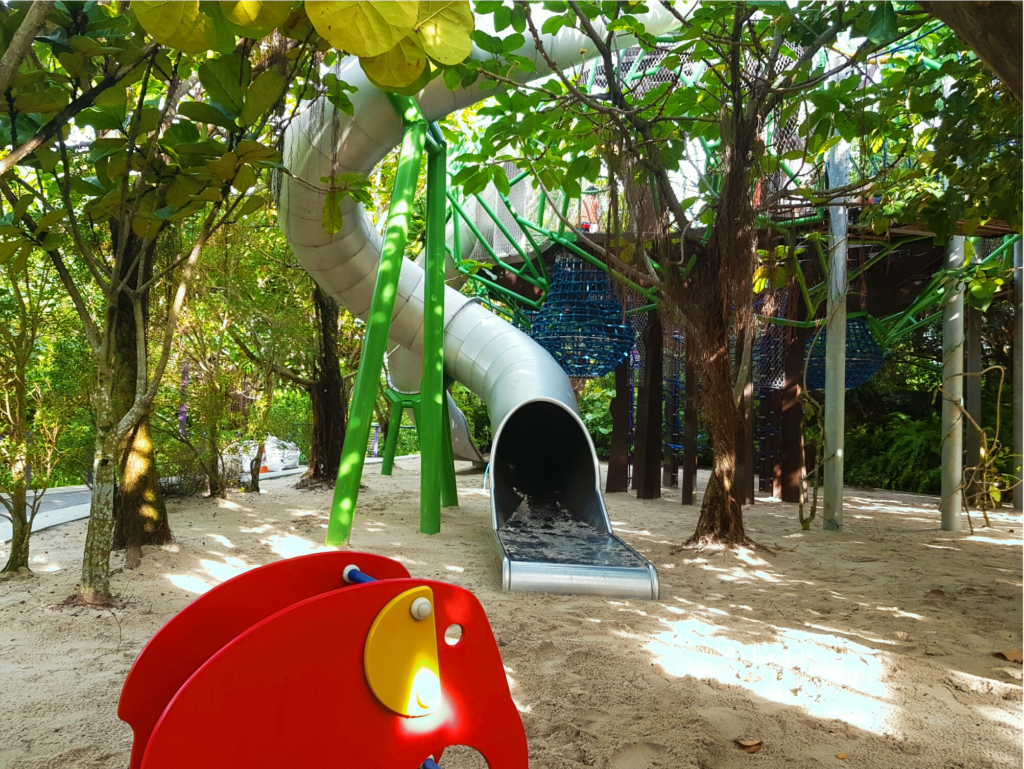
top-left (529, 253), bottom-right (634, 379)
top-left (803, 317), bottom-right (885, 390)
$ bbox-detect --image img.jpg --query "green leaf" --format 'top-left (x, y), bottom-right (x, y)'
top-left (322, 191), bottom-right (344, 234)
top-left (442, 67), bottom-right (461, 91)
top-left (132, 1), bottom-right (221, 54)
top-left (866, 1), bottom-right (897, 45)
top-left (236, 194), bottom-right (265, 217)
top-left (33, 211), bottom-right (66, 234)
top-left (13, 88), bottom-right (69, 115)
top-left (414, 1), bottom-right (474, 66)
top-left (242, 70), bottom-right (286, 126)
top-left (198, 55), bottom-right (251, 117)
top-left (10, 243), bottom-right (31, 272)
top-left (179, 101), bottom-right (240, 130)
top-left (13, 195), bottom-right (34, 222)
top-left (0, 239), bottom-right (24, 264)
top-left (501, 32), bottom-right (524, 53)
top-left (306, 1), bottom-right (418, 57)
top-left (78, 108), bottom-right (125, 132)
top-left (471, 29), bottom-right (504, 55)
top-left (324, 73), bottom-right (357, 115)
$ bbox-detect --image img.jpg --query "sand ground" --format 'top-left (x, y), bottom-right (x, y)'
top-left (1, 458), bottom-right (1021, 769)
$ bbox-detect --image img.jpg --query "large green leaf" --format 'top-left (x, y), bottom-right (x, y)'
top-left (866, 1), bottom-right (897, 45)
top-left (218, 0), bottom-right (293, 32)
top-left (307, 1), bottom-right (418, 58)
top-left (322, 191), bottom-right (344, 234)
top-left (414, 1), bottom-right (473, 66)
top-left (132, 1), bottom-right (220, 54)
top-left (13, 88), bottom-right (69, 114)
top-left (198, 55), bottom-right (251, 117)
top-left (178, 101), bottom-right (240, 130)
top-left (0, 239), bottom-right (24, 265)
top-left (241, 70), bottom-right (286, 126)
top-left (360, 36), bottom-right (427, 89)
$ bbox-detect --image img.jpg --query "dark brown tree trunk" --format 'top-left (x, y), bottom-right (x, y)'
top-left (781, 324), bottom-right (808, 503)
top-left (111, 232), bottom-right (170, 561)
top-left (679, 111), bottom-right (760, 547)
top-left (306, 285), bottom-right (346, 481)
top-left (681, 335), bottom-right (698, 506)
top-left (606, 362), bottom-right (630, 493)
top-left (633, 312), bottom-right (663, 500)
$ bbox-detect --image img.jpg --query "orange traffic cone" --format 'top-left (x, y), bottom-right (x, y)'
top-left (259, 449), bottom-right (270, 474)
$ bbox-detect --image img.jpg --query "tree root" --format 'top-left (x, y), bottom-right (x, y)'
top-left (671, 535), bottom-right (774, 556)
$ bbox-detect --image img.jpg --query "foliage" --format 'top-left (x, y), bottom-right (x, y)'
top-left (447, 382), bottom-right (487, 450)
top-left (267, 387), bottom-right (313, 461)
top-left (577, 372), bottom-right (614, 459)
top-left (844, 415), bottom-right (943, 494)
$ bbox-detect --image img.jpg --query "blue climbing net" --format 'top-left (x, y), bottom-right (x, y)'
top-left (530, 253), bottom-right (633, 378)
top-left (803, 317), bottom-right (885, 390)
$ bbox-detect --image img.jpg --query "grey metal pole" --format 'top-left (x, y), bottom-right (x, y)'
top-left (1014, 239), bottom-right (1023, 512)
top-left (940, 236), bottom-right (965, 531)
top-left (822, 140), bottom-right (849, 531)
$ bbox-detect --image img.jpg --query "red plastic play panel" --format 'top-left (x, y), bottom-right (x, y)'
top-left (134, 577), bottom-right (528, 769)
top-left (120, 551), bottom-right (411, 769)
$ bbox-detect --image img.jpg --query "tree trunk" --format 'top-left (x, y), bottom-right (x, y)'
top-left (2, 484), bottom-right (29, 572)
top-left (111, 232), bottom-right (170, 555)
top-left (113, 419), bottom-right (171, 566)
top-left (81, 429), bottom-right (119, 604)
top-left (605, 362), bottom-right (630, 493)
top-left (247, 440), bottom-right (265, 493)
top-left (307, 285), bottom-right (346, 481)
top-left (688, 322), bottom-right (749, 544)
top-left (680, 112), bottom-right (759, 546)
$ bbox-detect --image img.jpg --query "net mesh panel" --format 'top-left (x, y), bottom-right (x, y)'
top-left (529, 254), bottom-right (633, 378)
top-left (753, 291), bottom-right (789, 395)
top-left (804, 317), bottom-right (884, 390)
top-left (467, 161), bottom-right (546, 262)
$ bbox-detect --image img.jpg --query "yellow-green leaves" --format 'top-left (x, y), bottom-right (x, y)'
top-left (361, 36), bottom-right (427, 90)
top-left (242, 71), bottom-right (286, 126)
top-left (132, 2), bottom-right (220, 55)
top-left (307, 1), bottom-right (473, 91)
top-left (307, 1), bottom-right (418, 58)
top-left (416, 1), bottom-right (474, 66)
top-left (198, 55), bottom-right (251, 117)
top-left (219, 1), bottom-right (294, 33)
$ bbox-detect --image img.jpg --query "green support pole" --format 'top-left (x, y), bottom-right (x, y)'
top-left (419, 130), bottom-right (447, 534)
top-left (440, 385), bottom-right (459, 509)
top-left (325, 96), bottom-right (426, 546)
top-left (380, 397), bottom-right (407, 476)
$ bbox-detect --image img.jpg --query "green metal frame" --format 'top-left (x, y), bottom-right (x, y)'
top-left (326, 97), bottom-right (456, 546)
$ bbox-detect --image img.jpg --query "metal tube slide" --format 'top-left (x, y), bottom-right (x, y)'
top-left (281, 11), bottom-right (677, 598)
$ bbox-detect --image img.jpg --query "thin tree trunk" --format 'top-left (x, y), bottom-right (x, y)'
top-left (81, 428), bottom-right (119, 604)
top-left (306, 285), bottom-right (346, 481)
top-left (0, 2), bottom-right (55, 97)
top-left (111, 233), bottom-right (170, 557)
top-left (3, 484), bottom-right (29, 572)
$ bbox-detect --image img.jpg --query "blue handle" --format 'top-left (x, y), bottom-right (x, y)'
top-left (422, 760), bottom-right (441, 769)
top-left (343, 565), bottom-right (376, 584)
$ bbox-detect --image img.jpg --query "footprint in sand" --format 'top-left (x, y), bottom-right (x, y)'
top-left (610, 742), bottom-right (667, 769)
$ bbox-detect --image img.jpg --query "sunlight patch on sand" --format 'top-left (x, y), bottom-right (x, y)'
top-left (206, 533), bottom-right (234, 548)
top-left (201, 556), bottom-right (253, 582)
top-left (166, 573), bottom-right (212, 594)
top-left (646, 612), bottom-right (895, 734)
top-left (261, 533), bottom-right (331, 559)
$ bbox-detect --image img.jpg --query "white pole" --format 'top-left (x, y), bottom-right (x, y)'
top-left (1014, 239), bottom-right (1023, 512)
top-left (822, 140), bottom-right (849, 531)
top-left (940, 237), bottom-right (965, 531)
